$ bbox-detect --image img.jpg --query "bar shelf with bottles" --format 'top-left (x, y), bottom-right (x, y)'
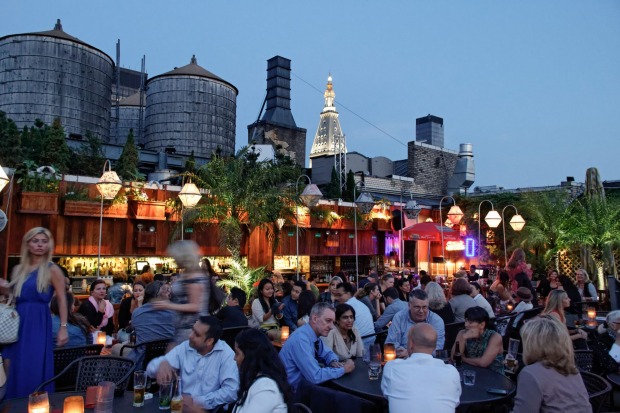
top-left (273, 255), bottom-right (309, 278)
top-left (310, 257), bottom-right (335, 284)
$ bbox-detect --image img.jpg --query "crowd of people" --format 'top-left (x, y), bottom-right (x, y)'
top-left (0, 229), bottom-right (608, 412)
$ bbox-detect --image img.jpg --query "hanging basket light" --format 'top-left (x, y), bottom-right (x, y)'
top-left (300, 184), bottom-right (323, 207)
top-left (446, 205), bottom-right (464, 225)
top-left (179, 181), bottom-right (202, 208)
top-left (96, 161), bottom-right (123, 200)
top-left (0, 166), bottom-right (9, 193)
top-left (404, 200), bottom-right (422, 220)
top-left (509, 214), bottom-right (526, 231)
top-left (276, 218), bottom-right (286, 230)
top-left (355, 192), bottom-right (375, 215)
top-left (484, 210), bottom-right (502, 228)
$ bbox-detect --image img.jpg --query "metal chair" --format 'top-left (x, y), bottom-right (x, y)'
top-left (295, 402), bottom-right (312, 413)
top-left (53, 344), bottom-right (104, 391)
top-left (36, 356), bottom-right (135, 396)
top-left (574, 349), bottom-right (594, 373)
top-left (443, 321), bottom-right (465, 351)
top-left (581, 371), bottom-right (612, 413)
top-left (120, 338), bottom-right (170, 369)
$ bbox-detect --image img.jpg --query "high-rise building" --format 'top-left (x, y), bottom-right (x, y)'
top-left (416, 114), bottom-right (444, 148)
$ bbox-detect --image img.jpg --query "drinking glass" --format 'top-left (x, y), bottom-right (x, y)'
top-left (463, 370), bottom-right (476, 386)
top-left (133, 371), bottom-right (147, 407)
top-left (369, 344), bottom-right (382, 364)
top-left (508, 338), bottom-right (520, 356)
top-left (368, 362), bottom-right (381, 380)
top-left (159, 380), bottom-right (173, 410)
top-left (63, 396), bottom-right (84, 413)
top-left (435, 350), bottom-right (451, 364)
top-left (95, 382), bottom-right (115, 413)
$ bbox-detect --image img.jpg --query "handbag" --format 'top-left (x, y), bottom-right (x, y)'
top-left (0, 296), bottom-right (20, 344)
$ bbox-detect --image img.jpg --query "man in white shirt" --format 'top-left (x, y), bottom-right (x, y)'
top-left (382, 323), bottom-right (461, 413)
top-left (333, 282), bottom-right (375, 346)
top-left (470, 281), bottom-right (496, 319)
top-left (147, 316), bottom-right (239, 412)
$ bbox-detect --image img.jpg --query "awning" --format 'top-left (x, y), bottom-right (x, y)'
top-left (403, 222), bottom-right (460, 241)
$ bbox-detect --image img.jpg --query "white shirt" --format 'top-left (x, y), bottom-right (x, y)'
top-left (381, 353), bottom-right (461, 413)
top-left (346, 297), bottom-right (375, 345)
top-left (233, 377), bottom-right (287, 413)
top-left (473, 293), bottom-right (496, 319)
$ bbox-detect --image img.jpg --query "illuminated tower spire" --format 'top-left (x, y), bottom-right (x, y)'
top-left (309, 74), bottom-right (347, 192)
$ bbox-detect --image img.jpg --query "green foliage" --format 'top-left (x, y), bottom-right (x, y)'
top-left (342, 170), bottom-right (355, 202)
top-left (115, 129), bottom-right (141, 181)
top-left (325, 167), bottom-right (341, 200)
top-left (0, 111), bottom-right (23, 167)
top-left (184, 146), bottom-right (301, 258)
top-left (16, 160), bottom-right (60, 193)
top-left (185, 150), bottom-right (196, 175)
top-left (62, 185), bottom-right (92, 201)
top-left (216, 259), bottom-right (267, 299)
top-left (39, 118), bottom-right (72, 173)
top-left (70, 131), bottom-right (106, 177)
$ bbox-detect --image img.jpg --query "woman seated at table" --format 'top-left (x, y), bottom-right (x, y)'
top-left (51, 291), bottom-right (91, 347)
top-left (575, 268), bottom-right (598, 302)
top-left (232, 328), bottom-right (292, 413)
top-left (592, 310), bottom-right (620, 375)
top-left (489, 270), bottom-right (514, 311)
top-left (78, 279), bottom-right (114, 336)
top-left (322, 303), bottom-right (364, 361)
top-left (448, 278), bottom-right (477, 323)
top-left (395, 277), bottom-right (411, 302)
top-left (541, 290), bottom-right (588, 344)
top-left (426, 281), bottom-right (455, 324)
top-left (252, 278), bottom-right (284, 340)
top-left (536, 269), bottom-right (563, 302)
top-left (355, 282), bottom-right (381, 321)
top-left (451, 306), bottom-right (504, 374)
top-left (511, 316), bottom-right (589, 413)
top-left (319, 275), bottom-right (343, 306)
top-left (117, 280), bottom-right (146, 329)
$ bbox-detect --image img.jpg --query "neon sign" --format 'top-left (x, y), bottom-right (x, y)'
top-left (445, 241), bottom-right (465, 251)
top-left (465, 238), bottom-right (475, 257)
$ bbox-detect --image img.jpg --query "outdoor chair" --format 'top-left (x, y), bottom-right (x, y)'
top-left (295, 402), bottom-right (312, 413)
top-left (574, 349), bottom-right (594, 373)
top-left (221, 326), bottom-right (250, 349)
top-left (581, 371), bottom-right (612, 413)
top-left (443, 321), bottom-right (465, 351)
top-left (53, 344), bottom-right (104, 391)
top-left (120, 338), bottom-right (170, 389)
top-left (493, 314), bottom-right (519, 350)
top-left (36, 356), bottom-right (135, 397)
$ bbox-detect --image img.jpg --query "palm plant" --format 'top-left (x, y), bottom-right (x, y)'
top-left (216, 259), bottom-right (267, 300)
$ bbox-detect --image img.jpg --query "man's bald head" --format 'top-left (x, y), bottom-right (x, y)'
top-left (407, 323), bottom-right (437, 355)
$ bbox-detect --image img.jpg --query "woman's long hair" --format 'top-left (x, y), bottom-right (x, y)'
top-left (335, 303), bottom-right (357, 343)
top-left (497, 270), bottom-right (510, 288)
top-left (235, 328), bottom-right (293, 409)
top-left (257, 278), bottom-right (276, 313)
top-left (297, 290), bottom-right (316, 320)
top-left (51, 291), bottom-right (91, 338)
top-left (355, 282), bottom-right (377, 299)
top-left (13, 227), bottom-right (55, 296)
top-left (521, 316), bottom-right (578, 376)
top-left (541, 289), bottom-right (568, 323)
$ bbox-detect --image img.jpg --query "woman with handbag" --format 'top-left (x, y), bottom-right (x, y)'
top-left (0, 227), bottom-right (68, 398)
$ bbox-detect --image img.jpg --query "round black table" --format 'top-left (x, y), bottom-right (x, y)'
top-left (607, 372), bottom-right (620, 388)
top-left (331, 358), bottom-right (515, 409)
top-left (0, 391), bottom-right (163, 412)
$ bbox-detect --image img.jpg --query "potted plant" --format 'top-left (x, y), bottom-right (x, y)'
top-left (216, 260), bottom-right (268, 315)
top-left (63, 186), bottom-right (129, 218)
top-left (127, 184), bottom-right (166, 220)
top-left (17, 162), bottom-right (60, 214)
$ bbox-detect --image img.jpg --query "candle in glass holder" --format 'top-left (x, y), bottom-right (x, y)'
top-left (587, 307), bottom-right (596, 320)
top-left (506, 303), bottom-right (514, 312)
top-left (28, 391), bottom-right (49, 413)
top-left (280, 326), bottom-right (290, 342)
top-left (63, 396), bottom-right (84, 413)
top-left (96, 331), bottom-right (106, 345)
top-left (383, 343), bottom-right (396, 362)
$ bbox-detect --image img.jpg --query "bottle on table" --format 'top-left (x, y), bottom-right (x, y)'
top-left (453, 341), bottom-right (462, 367)
top-left (171, 377), bottom-right (183, 413)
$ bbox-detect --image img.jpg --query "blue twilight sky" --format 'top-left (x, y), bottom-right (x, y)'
top-left (2, 1), bottom-right (619, 189)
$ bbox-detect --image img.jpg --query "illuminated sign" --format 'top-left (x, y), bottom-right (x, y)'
top-left (465, 238), bottom-right (476, 257)
top-left (445, 241), bottom-right (465, 251)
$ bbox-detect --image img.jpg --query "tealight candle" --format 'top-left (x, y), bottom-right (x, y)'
top-left (96, 331), bottom-right (106, 345)
top-left (63, 396), bottom-right (84, 413)
top-left (280, 326), bottom-right (290, 342)
top-left (28, 391), bottom-right (49, 413)
top-left (506, 303), bottom-right (514, 312)
top-left (384, 343), bottom-right (396, 362)
top-left (587, 307), bottom-right (596, 320)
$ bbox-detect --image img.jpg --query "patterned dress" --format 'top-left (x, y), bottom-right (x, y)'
top-left (465, 328), bottom-right (504, 374)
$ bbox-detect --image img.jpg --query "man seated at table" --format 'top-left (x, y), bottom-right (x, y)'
top-left (146, 316), bottom-right (239, 412)
top-left (374, 287), bottom-right (408, 332)
top-left (385, 289), bottom-right (445, 358)
top-left (279, 302), bottom-right (355, 391)
top-left (216, 287), bottom-right (249, 328)
top-left (282, 281), bottom-right (306, 332)
top-left (333, 282), bottom-right (376, 346)
top-left (382, 323), bottom-right (461, 413)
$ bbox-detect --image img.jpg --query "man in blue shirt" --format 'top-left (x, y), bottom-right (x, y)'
top-left (279, 302), bottom-right (355, 391)
top-left (282, 281), bottom-right (305, 332)
top-left (374, 287), bottom-right (408, 332)
top-left (147, 316), bottom-right (239, 411)
top-left (386, 289), bottom-right (445, 358)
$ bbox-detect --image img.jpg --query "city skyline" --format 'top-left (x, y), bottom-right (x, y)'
top-left (2, 1), bottom-right (619, 189)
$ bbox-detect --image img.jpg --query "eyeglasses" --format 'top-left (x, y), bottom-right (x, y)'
top-left (411, 306), bottom-right (428, 311)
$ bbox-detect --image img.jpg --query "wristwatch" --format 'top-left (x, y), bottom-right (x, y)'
top-left (60, 323), bottom-right (68, 327)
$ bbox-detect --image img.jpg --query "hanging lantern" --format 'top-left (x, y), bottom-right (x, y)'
top-left (484, 210), bottom-right (502, 228)
top-left (509, 214), bottom-right (526, 231)
top-left (446, 205), bottom-right (464, 225)
top-left (300, 184), bottom-right (322, 207)
top-left (96, 161), bottom-right (122, 200)
top-left (178, 181), bottom-right (202, 208)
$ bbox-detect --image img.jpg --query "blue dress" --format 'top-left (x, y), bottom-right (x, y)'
top-left (3, 269), bottom-right (55, 398)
